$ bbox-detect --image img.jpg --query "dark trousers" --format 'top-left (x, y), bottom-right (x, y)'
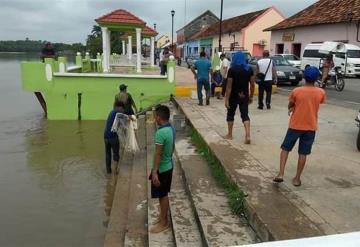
top-left (197, 78), bottom-right (210, 101)
top-left (258, 81), bottom-right (272, 108)
top-left (160, 62), bottom-right (167, 75)
top-left (104, 138), bottom-right (120, 173)
top-left (222, 78), bottom-right (228, 97)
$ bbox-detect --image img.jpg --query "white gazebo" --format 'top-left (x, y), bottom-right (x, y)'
top-left (95, 9), bottom-right (158, 73)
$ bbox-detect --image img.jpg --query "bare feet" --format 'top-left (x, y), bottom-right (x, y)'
top-left (225, 134), bottom-right (233, 140)
top-left (150, 222), bottom-right (170, 234)
top-left (244, 138), bottom-right (251, 144)
top-left (292, 178), bottom-right (302, 187)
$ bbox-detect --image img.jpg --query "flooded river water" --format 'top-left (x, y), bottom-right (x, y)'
top-left (0, 53), bottom-right (112, 246)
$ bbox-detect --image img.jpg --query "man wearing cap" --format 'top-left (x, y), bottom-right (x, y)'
top-left (115, 84), bottom-right (137, 115)
top-left (274, 66), bottom-right (326, 187)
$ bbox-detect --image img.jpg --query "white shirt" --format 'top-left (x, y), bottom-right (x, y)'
top-left (220, 58), bottom-right (230, 78)
top-left (257, 58), bottom-right (274, 81)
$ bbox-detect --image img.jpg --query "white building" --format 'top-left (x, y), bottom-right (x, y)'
top-left (266, 0), bottom-right (360, 58)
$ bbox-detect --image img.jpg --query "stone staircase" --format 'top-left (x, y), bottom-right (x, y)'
top-left (104, 109), bottom-right (258, 247)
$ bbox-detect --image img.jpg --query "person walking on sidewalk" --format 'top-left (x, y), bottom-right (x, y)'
top-left (274, 66), bottom-right (325, 187)
top-left (191, 51), bottom-right (212, 106)
top-left (225, 51), bottom-right (255, 144)
top-left (220, 53), bottom-right (230, 97)
top-left (256, 50), bottom-right (277, 110)
top-left (150, 105), bottom-right (176, 233)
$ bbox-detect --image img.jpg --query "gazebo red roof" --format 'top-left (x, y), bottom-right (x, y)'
top-left (143, 26), bottom-right (158, 36)
top-left (96, 9), bottom-right (146, 26)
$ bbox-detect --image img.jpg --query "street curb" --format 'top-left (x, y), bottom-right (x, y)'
top-left (172, 97), bottom-right (324, 242)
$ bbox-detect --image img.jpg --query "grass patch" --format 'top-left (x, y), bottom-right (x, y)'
top-left (189, 128), bottom-right (246, 216)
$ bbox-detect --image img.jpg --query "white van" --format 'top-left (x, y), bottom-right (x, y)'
top-left (301, 43), bottom-right (360, 76)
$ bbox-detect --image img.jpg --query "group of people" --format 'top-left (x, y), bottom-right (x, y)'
top-left (103, 85), bottom-right (175, 234)
top-left (191, 50), bottom-right (326, 187)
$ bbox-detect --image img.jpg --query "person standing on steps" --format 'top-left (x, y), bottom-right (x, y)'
top-left (191, 51), bottom-right (212, 106)
top-left (274, 66), bottom-right (325, 187)
top-left (159, 47), bottom-right (172, 75)
top-left (256, 50), bottom-right (277, 110)
top-left (225, 51), bottom-right (255, 144)
top-left (103, 101), bottom-right (128, 175)
top-left (220, 53), bottom-right (230, 97)
top-left (115, 84), bottom-right (137, 115)
top-left (150, 105), bottom-right (176, 233)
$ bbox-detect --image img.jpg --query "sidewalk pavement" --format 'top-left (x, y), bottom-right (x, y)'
top-left (175, 94), bottom-right (360, 240)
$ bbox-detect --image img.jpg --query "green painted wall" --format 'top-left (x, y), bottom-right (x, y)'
top-left (21, 57), bottom-right (176, 120)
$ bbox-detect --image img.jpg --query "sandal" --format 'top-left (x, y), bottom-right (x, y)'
top-left (273, 177), bottom-right (284, 183)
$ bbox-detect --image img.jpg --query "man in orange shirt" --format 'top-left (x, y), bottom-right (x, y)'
top-left (274, 66), bottom-right (326, 187)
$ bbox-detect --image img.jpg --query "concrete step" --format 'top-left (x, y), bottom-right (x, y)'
top-left (146, 112), bottom-right (175, 247)
top-left (104, 146), bottom-right (135, 247)
top-left (175, 136), bottom-right (258, 247)
top-left (124, 115), bottom-right (148, 247)
top-left (169, 150), bottom-right (203, 247)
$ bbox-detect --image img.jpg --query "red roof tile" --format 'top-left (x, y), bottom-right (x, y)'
top-left (266, 0), bottom-right (360, 31)
top-left (96, 9), bottom-right (146, 26)
top-left (189, 8), bottom-right (269, 40)
top-left (143, 26), bottom-right (158, 36)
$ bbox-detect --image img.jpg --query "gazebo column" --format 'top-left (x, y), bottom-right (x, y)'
top-left (136, 28), bottom-right (142, 73)
top-left (106, 29), bottom-right (111, 71)
top-left (128, 36), bottom-right (132, 60)
top-left (122, 40), bottom-right (126, 55)
top-left (101, 27), bottom-right (110, 72)
top-left (150, 37), bottom-right (155, 67)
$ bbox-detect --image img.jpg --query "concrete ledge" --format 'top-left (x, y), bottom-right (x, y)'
top-left (173, 97), bottom-right (325, 242)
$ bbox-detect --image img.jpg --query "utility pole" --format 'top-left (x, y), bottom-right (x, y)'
top-left (171, 10), bottom-right (175, 54)
top-left (218, 0), bottom-right (224, 53)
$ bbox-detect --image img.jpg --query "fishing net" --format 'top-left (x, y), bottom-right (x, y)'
top-left (111, 113), bottom-right (139, 153)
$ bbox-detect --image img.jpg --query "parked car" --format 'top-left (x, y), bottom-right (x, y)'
top-left (186, 55), bottom-right (200, 68)
top-left (224, 50), bottom-right (252, 62)
top-left (249, 56), bottom-right (303, 86)
top-left (274, 54), bottom-right (301, 68)
top-left (301, 42), bottom-right (360, 76)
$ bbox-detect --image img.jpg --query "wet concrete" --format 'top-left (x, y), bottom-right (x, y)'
top-left (175, 97), bottom-right (326, 241)
top-left (176, 137), bottom-right (258, 246)
top-left (175, 94), bottom-right (360, 240)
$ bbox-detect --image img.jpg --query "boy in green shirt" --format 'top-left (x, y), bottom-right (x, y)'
top-left (150, 105), bottom-right (175, 233)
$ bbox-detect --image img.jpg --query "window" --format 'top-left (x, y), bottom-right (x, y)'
top-left (284, 54), bottom-right (300, 61)
top-left (303, 49), bottom-right (326, 58)
top-left (347, 50), bottom-right (360, 58)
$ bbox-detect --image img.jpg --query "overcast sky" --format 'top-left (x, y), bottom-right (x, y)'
top-left (0, 0), bottom-right (317, 44)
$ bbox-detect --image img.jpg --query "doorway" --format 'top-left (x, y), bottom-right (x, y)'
top-left (292, 43), bottom-right (302, 58)
top-left (252, 44), bottom-right (265, 57)
top-left (276, 43), bottom-right (284, 54)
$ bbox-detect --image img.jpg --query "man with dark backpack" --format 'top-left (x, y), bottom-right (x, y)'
top-left (256, 50), bottom-right (277, 110)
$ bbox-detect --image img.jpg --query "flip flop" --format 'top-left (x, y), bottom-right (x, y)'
top-left (292, 179), bottom-right (302, 187)
top-left (273, 177), bottom-right (284, 183)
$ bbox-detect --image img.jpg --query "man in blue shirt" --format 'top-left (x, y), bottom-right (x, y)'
top-left (191, 51), bottom-right (212, 106)
top-left (103, 101), bottom-right (128, 174)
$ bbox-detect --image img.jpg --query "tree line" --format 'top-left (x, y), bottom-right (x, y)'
top-left (0, 38), bottom-right (86, 54)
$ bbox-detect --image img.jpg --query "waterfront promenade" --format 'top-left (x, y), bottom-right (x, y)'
top-left (174, 94), bottom-right (360, 239)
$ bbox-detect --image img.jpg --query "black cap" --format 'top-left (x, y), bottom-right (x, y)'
top-left (119, 84), bottom-right (127, 91)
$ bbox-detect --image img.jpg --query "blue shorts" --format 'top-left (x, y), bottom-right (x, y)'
top-left (281, 129), bottom-right (316, 155)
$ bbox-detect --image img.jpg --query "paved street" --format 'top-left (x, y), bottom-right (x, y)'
top-left (278, 78), bottom-right (360, 110)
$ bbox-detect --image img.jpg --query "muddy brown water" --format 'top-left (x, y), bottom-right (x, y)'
top-left (0, 53), bottom-right (112, 246)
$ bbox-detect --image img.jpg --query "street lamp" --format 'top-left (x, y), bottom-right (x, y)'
top-left (171, 10), bottom-right (175, 54)
top-left (218, 0), bottom-right (224, 53)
